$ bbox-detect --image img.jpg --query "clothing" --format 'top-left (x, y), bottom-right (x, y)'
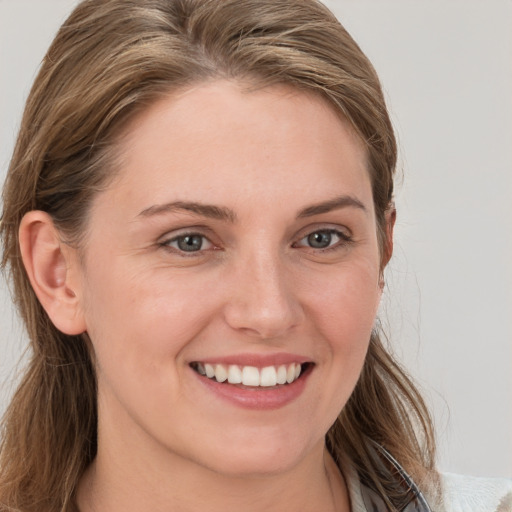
top-left (437, 472), bottom-right (512, 512)
top-left (341, 451), bottom-right (512, 512)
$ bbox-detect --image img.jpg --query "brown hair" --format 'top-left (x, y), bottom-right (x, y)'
top-left (0, 0), bottom-right (436, 510)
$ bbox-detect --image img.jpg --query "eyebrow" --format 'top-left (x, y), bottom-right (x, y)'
top-left (138, 201), bottom-right (236, 222)
top-left (297, 195), bottom-right (367, 218)
top-left (137, 194), bottom-right (366, 222)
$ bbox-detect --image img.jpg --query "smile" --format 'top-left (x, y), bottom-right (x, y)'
top-left (191, 362), bottom-right (309, 387)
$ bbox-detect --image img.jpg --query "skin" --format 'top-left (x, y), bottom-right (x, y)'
top-left (21, 81), bottom-right (392, 512)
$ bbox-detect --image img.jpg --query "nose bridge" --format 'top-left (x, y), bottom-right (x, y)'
top-left (224, 244), bottom-right (303, 338)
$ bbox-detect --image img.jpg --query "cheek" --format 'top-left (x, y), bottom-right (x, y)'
top-left (305, 259), bottom-right (381, 401)
top-left (79, 265), bottom-right (211, 375)
top-left (287, 260), bottom-right (381, 437)
top-left (79, 267), bottom-right (217, 427)
top-left (308, 258), bottom-right (381, 342)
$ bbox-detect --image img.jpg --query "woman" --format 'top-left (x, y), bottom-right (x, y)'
top-left (0, 1), bottom-right (510, 511)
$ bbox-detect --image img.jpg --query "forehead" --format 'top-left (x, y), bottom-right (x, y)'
top-left (103, 80), bottom-right (372, 217)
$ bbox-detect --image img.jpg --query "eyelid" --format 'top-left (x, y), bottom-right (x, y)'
top-left (294, 222), bottom-right (352, 240)
top-left (158, 227), bottom-right (220, 254)
top-left (157, 224), bottom-right (215, 243)
top-left (167, 234), bottom-right (213, 250)
top-left (293, 226), bottom-right (353, 251)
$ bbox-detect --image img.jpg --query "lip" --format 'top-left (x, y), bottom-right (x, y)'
top-left (190, 360), bottom-right (314, 410)
top-left (193, 352), bottom-right (311, 367)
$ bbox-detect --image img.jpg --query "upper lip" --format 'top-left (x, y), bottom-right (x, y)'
top-left (190, 353), bottom-right (312, 368)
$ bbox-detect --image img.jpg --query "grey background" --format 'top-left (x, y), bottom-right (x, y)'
top-left (1, 0), bottom-right (511, 477)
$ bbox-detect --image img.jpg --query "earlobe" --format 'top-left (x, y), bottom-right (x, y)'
top-left (19, 211), bottom-right (86, 335)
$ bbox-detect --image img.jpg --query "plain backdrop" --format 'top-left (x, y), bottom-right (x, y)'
top-left (1, 0), bottom-right (511, 478)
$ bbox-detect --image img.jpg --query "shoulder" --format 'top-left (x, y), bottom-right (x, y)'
top-left (437, 472), bottom-right (512, 512)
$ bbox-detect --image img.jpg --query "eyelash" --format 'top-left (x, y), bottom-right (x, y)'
top-left (159, 228), bottom-right (353, 256)
top-left (293, 229), bottom-right (353, 252)
top-left (159, 232), bottom-right (216, 255)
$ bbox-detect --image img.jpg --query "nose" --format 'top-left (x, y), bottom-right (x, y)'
top-left (222, 248), bottom-right (304, 339)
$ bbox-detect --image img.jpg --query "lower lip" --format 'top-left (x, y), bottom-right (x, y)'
top-left (193, 366), bottom-right (312, 410)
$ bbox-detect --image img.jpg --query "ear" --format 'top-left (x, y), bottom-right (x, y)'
top-left (19, 211), bottom-right (86, 335)
top-left (380, 206), bottom-right (396, 286)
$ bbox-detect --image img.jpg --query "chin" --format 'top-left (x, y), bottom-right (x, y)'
top-left (187, 429), bottom-right (319, 478)
top-left (205, 452), bottom-right (303, 478)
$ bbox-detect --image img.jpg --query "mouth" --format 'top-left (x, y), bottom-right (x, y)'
top-left (190, 362), bottom-right (313, 388)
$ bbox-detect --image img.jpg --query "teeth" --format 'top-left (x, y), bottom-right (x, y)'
top-left (286, 364), bottom-right (295, 384)
top-left (276, 365), bottom-right (287, 385)
top-left (195, 362), bottom-right (304, 387)
top-left (242, 366), bottom-right (260, 386)
top-left (205, 363), bottom-right (215, 378)
top-left (214, 364), bottom-right (227, 383)
top-left (227, 365), bottom-right (242, 384)
top-left (260, 366), bottom-right (277, 387)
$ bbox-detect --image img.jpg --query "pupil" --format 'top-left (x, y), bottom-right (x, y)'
top-left (178, 235), bottom-right (203, 252)
top-left (308, 231), bottom-right (331, 248)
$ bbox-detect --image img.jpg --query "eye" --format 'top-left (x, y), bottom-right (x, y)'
top-left (295, 229), bottom-right (351, 250)
top-left (162, 233), bottom-right (214, 253)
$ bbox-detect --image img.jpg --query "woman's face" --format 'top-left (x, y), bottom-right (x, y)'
top-left (73, 81), bottom-right (383, 476)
